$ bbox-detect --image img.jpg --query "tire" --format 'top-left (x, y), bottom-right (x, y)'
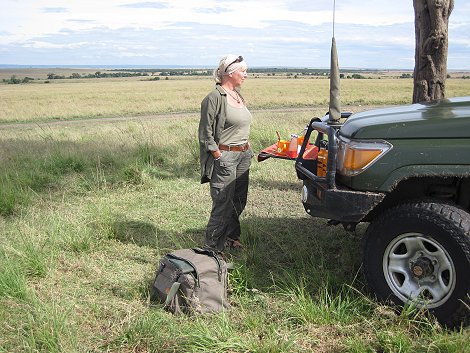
top-left (362, 200), bottom-right (470, 328)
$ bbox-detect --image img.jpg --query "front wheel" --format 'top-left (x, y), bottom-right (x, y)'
top-left (362, 200), bottom-right (470, 327)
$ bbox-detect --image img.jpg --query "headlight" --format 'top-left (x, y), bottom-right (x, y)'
top-left (336, 136), bottom-right (392, 176)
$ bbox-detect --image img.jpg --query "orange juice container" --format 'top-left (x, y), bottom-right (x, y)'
top-left (317, 148), bottom-right (328, 177)
top-left (287, 134), bottom-right (298, 158)
top-left (277, 139), bottom-right (289, 154)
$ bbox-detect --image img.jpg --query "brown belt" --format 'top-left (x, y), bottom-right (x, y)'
top-left (219, 143), bottom-right (250, 152)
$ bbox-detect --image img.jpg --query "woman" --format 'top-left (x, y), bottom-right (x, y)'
top-left (198, 54), bottom-right (253, 252)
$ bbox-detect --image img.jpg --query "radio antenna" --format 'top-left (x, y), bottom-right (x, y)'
top-left (328, 0), bottom-right (341, 124)
top-left (333, 0), bottom-right (336, 37)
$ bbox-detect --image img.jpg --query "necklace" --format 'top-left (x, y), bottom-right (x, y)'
top-left (222, 87), bottom-right (241, 103)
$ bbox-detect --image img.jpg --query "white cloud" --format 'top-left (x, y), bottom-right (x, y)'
top-left (23, 41), bottom-right (89, 49)
top-left (1, 0), bottom-right (413, 41)
top-left (42, 7), bottom-right (69, 13)
top-left (0, 0), bottom-right (469, 69)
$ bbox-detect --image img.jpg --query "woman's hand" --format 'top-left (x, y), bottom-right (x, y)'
top-left (212, 150), bottom-right (222, 160)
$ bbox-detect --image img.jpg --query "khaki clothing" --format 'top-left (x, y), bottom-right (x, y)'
top-left (199, 84), bottom-right (252, 251)
top-left (219, 104), bottom-right (252, 146)
top-left (205, 149), bottom-right (253, 251)
top-left (198, 84), bottom-right (244, 184)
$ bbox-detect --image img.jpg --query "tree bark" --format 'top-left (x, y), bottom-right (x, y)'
top-left (413, 0), bottom-right (454, 103)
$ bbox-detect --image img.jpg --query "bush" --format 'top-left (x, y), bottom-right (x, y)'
top-left (351, 73), bottom-right (366, 79)
top-left (5, 75), bottom-right (21, 84)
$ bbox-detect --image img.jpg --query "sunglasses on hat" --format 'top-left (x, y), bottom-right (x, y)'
top-left (225, 56), bottom-right (243, 72)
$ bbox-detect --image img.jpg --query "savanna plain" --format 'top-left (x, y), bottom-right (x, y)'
top-left (1, 70), bottom-right (470, 352)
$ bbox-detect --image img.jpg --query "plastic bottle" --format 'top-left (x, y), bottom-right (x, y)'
top-left (287, 134), bottom-right (298, 158)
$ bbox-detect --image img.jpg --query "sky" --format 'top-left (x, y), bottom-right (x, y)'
top-left (1, 0), bottom-right (469, 69)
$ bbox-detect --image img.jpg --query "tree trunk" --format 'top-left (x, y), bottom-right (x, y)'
top-left (413, 0), bottom-right (454, 103)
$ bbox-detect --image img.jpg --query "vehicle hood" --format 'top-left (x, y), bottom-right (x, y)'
top-left (339, 96), bottom-right (470, 140)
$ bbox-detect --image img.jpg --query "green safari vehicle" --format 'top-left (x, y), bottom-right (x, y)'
top-left (293, 96), bottom-right (470, 327)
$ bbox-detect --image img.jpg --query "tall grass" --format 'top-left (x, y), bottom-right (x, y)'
top-left (0, 79), bottom-right (469, 352)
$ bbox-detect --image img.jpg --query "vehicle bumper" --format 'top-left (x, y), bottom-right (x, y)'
top-left (301, 179), bottom-right (386, 223)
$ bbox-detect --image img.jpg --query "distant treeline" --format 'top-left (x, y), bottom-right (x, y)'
top-left (113, 67), bottom-right (347, 76)
top-left (48, 71), bottom-right (151, 79)
top-left (2, 69), bottom-right (464, 85)
top-left (2, 75), bottom-right (35, 84)
top-left (108, 68), bottom-right (212, 76)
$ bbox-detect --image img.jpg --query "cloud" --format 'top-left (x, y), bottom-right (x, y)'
top-left (451, 38), bottom-right (470, 48)
top-left (41, 7), bottom-right (69, 13)
top-left (0, 0), bottom-right (469, 69)
top-left (195, 7), bottom-right (231, 14)
top-left (0, 19), bottom-right (444, 68)
top-left (22, 41), bottom-right (90, 49)
top-left (119, 2), bottom-right (168, 9)
top-left (284, 0), bottom-right (332, 12)
top-left (68, 19), bottom-right (96, 23)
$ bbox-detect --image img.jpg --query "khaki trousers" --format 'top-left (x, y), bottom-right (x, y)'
top-left (205, 149), bottom-right (253, 251)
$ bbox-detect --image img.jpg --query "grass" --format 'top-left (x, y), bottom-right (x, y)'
top-left (2, 76), bottom-right (470, 123)
top-left (0, 76), bottom-right (469, 352)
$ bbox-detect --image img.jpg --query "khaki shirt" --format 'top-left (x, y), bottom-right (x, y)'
top-left (198, 84), bottom-right (244, 183)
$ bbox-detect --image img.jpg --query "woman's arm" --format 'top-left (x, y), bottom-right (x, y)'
top-left (199, 93), bottom-right (221, 159)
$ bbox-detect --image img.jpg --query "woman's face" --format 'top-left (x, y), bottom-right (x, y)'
top-left (230, 68), bottom-right (248, 87)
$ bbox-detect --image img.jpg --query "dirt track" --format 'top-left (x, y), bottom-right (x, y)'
top-left (0, 111), bottom-right (197, 131)
top-left (0, 107), bottom-right (333, 131)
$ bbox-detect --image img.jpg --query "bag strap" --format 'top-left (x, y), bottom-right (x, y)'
top-left (164, 282), bottom-right (181, 307)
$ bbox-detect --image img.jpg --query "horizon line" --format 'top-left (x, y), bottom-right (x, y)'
top-left (1, 64), bottom-right (469, 72)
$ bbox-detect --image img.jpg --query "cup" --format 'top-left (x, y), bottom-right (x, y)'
top-left (277, 139), bottom-right (289, 154)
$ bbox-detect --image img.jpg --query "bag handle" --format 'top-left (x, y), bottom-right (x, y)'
top-left (192, 247), bottom-right (224, 281)
top-left (192, 248), bottom-right (233, 269)
top-left (192, 247), bottom-right (217, 257)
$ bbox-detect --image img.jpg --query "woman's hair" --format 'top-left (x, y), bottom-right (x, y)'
top-left (213, 54), bottom-right (247, 83)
